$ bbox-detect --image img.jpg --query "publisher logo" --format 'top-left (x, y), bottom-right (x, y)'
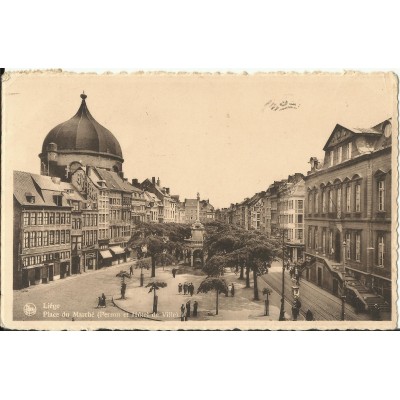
top-left (23, 303), bottom-right (37, 317)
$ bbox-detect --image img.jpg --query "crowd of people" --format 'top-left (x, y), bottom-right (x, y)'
top-left (181, 300), bottom-right (198, 321)
top-left (178, 282), bottom-right (195, 296)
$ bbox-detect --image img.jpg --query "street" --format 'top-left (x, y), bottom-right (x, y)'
top-left (13, 261), bottom-right (285, 322)
top-left (262, 261), bottom-right (371, 321)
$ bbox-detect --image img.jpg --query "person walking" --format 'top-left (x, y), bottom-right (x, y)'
top-left (227, 284), bottom-right (231, 297)
top-left (101, 293), bottom-right (106, 307)
top-left (178, 283), bottom-right (183, 294)
top-left (172, 268), bottom-right (177, 278)
top-left (306, 309), bottom-right (314, 321)
top-left (231, 283), bottom-right (235, 297)
top-left (292, 302), bottom-right (299, 321)
top-left (183, 282), bottom-right (188, 295)
top-left (193, 301), bottom-right (198, 317)
top-left (121, 282), bottom-right (127, 300)
top-left (129, 265), bottom-right (133, 276)
top-left (186, 300), bottom-right (191, 319)
top-left (190, 283), bottom-right (194, 296)
top-left (181, 304), bottom-right (186, 321)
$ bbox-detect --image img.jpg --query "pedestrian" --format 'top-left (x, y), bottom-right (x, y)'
top-left (183, 282), bottom-right (188, 295)
top-left (121, 282), bottom-right (127, 299)
top-left (180, 304), bottom-right (186, 321)
top-left (186, 300), bottom-right (191, 318)
top-left (231, 283), bottom-right (235, 297)
top-left (97, 296), bottom-right (102, 308)
top-left (193, 300), bottom-right (198, 317)
top-left (306, 309), bottom-right (314, 321)
top-left (292, 302), bottom-right (299, 321)
top-left (101, 293), bottom-right (106, 307)
top-left (129, 265), bottom-right (133, 276)
top-left (190, 283), bottom-right (194, 296)
top-left (172, 268), bottom-right (177, 278)
top-left (227, 284), bottom-right (231, 297)
top-left (178, 283), bottom-right (182, 294)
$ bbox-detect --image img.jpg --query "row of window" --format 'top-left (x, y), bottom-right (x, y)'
top-left (286, 228), bottom-right (304, 240)
top-left (279, 214), bottom-right (303, 224)
top-left (307, 227), bottom-right (387, 267)
top-left (308, 178), bottom-right (388, 215)
top-left (22, 251), bottom-right (71, 267)
top-left (308, 182), bottom-right (362, 215)
top-left (280, 199), bottom-right (304, 211)
top-left (82, 230), bottom-right (98, 247)
top-left (109, 210), bottom-right (131, 221)
top-left (327, 142), bottom-right (352, 167)
top-left (23, 212), bottom-right (71, 226)
top-left (23, 230), bottom-right (71, 248)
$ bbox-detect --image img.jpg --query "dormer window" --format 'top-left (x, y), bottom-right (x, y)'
top-left (329, 151), bottom-right (334, 167)
top-left (25, 193), bottom-right (35, 203)
top-left (54, 195), bottom-right (63, 206)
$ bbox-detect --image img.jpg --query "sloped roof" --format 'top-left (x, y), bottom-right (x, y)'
top-left (323, 122), bottom-right (383, 151)
top-left (14, 171), bottom-right (74, 207)
top-left (94, 168), bottom-right (131, 193)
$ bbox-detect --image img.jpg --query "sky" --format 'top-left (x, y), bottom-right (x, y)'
top-left (3, 71), bottom-right (397, 208)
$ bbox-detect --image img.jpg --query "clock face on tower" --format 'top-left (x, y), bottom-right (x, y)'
top-left (384, 123), bottom-right (392, 138)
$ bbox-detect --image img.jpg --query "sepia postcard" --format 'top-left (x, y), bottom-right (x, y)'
top-left (1, 70), bottom-right (398, 330)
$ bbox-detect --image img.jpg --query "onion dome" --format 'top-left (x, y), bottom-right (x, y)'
top-left (41, 93), bottom-right (123, 161)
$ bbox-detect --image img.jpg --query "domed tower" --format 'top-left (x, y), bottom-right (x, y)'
top-left (39, 93), bottom-right (124, 180)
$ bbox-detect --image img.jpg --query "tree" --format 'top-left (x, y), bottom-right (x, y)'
top-left (146, 281), bottom-right (167, 313)
top-left (202, 223), bottom-right (277, 301)
top-left (129, 222), bottom-right (191, 277)
top-left (136, 258), bottom-right (150, 287)
top-left (197, 277), bottom-right (228, 315)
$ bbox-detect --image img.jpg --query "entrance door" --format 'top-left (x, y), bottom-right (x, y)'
top-left (335, 232), bottom-right (341, 263)
top-left (49, 265), bottom-right (54, 281)
top-left (333, 279), bottom-right (338, 296)
top-left (317, 267), bottom-right (322, 286)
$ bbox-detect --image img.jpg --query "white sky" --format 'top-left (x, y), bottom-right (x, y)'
top-left (3, 72), bottom-right (396, 208)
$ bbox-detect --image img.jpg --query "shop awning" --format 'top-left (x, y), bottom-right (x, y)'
top-left (110, 246), bottom-right (125, 255)
top-left (100, 250), bottom-right (113, 259)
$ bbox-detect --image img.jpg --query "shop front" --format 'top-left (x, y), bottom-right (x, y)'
top-left (99, 249), bottom-right (113, 268)
top-left (110, 246), bottom-right (127, 264)
top-left (83, 251), bottom-right (98, 271)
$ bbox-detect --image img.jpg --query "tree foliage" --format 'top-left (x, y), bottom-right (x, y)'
top-left (146, 281), bottom-right (168, 292)
top-left (197, 277), bottom-right (228, 295)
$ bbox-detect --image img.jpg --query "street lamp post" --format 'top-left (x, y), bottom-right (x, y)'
top-left (279, 229), bottom-right (286, 321)
top-left (341, 240), bottom-right (346, 321)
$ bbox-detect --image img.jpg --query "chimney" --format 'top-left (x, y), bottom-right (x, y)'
top-left (118, 171), bottom-right (124, 179)
top-left (157, 177), bottom-right (161, 186)
top-left (152, 177), bottom-right (156, 184)
top-left (132, 178), bottom-right (139, 186)
top-left (166, 188), bottom-right (170, 195)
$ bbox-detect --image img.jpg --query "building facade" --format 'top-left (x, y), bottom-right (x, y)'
top-left (13, 172), bottom-right (76, 289)
top-left (304, 119), bottom-right (392, 307)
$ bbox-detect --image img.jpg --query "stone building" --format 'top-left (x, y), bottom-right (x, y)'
top-left (277, 174), bottom-right (305, 262)
top-left (13, 172), bottom-right (78, 289)
top-left (304, 118), bottom-right (392, 308)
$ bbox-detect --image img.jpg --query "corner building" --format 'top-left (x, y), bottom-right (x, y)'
top-left (304, 119), bottom-right (392, 309)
